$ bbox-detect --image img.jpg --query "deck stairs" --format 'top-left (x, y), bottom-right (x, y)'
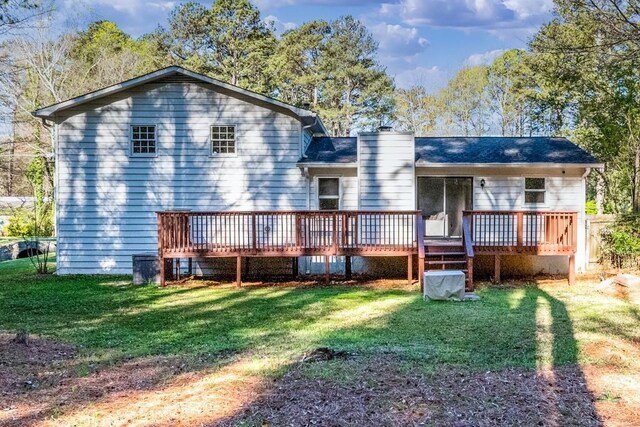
top-left (424, 241), bottom-right (472, 290)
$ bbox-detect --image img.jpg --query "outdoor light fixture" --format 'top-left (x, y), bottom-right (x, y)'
top-left (480, 178), bottom-right (486, 189)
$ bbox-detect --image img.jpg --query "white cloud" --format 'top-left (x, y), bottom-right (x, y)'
top-left (393, 65), bottom-right (449, 91)
top-left (464, 49), bottom-right (507, 66)
top-left (368, 22), bottom-right (429, 72)
top-left (380, 0), bottom-right (553, 30)
top-left (264, 15), bottom-right (297, 35)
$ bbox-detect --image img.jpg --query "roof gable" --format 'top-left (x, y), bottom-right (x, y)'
top-left (33, 66), bottom-right (327, 134)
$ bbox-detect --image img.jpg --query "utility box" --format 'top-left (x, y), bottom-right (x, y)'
top-left (132, 253), bottom-right (160, 285)
top-left (423, 270), bottom-right (465, 301)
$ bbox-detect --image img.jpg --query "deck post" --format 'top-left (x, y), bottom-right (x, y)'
top-left (516, 211), bottom-right (524, 250)
top-left (175, 258), bottom-right (181, 281)
top-left (568, 254), bottom-right (576, 285)
top-left (494, 255), bottom-right (501, 283)
top-left (159, 256), bottom-right (166, 287)
top-left (236, 256), bottom-right (242, 287)
top-left (188, 258), bottom-right (193, 275)
top-left (345, 256), bottom-right (352, 280)
top-left (407, 255), bottom-right (413, 286)
top-left (325, 255), bottom-right (330, 283)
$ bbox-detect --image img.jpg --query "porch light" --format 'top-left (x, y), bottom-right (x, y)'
top-left (480, 178), bottom-right (486, 189)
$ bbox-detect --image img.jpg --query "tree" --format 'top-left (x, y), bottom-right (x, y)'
top-left (269, 20), bottom-right (330, 107)
top-left (393, 86), bottom-right (439, 136)
top-left (529, 0), bottom-right (640, 213)
top-left (487, 49), bottom-right (533, 137)
top-left (316, 16), bottom-right (394, 135)
top-left (439, 66), bottom-right (489, 136)
top-left (165, 0), bottom-right (275, 93)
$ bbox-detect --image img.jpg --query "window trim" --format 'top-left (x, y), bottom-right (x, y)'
top-left (523, 176), bottom-right (547, 206)
top-left (209, 124), bottom-right (238, 157)
top-left (317, 176), bottom-right (341, 210)
top-left (130, 124), bottom-right (158, 158)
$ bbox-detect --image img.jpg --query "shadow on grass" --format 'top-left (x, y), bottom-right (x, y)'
top-left (0, 263), bottom-right (604, 426)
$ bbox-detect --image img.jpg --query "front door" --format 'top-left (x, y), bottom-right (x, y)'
top-left (417, 177), bottom-right (473, 237)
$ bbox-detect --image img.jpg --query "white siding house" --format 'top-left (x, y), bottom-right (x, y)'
top-left (34, 66), bottom-right (603, 280)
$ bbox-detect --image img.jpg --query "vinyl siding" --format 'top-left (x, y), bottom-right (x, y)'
top-left (358, 132), bottom-right (415, 210)
top-left (308, 168), bottom-right (358, 210)
top-left (55, 77), bottom-right (306, 274)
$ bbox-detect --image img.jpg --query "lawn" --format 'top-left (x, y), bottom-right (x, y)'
top-left (1, 256), bottom-right (639, 426)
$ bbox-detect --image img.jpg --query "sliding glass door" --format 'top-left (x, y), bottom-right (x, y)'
top-left (417, 177), bottom-right (473, 237)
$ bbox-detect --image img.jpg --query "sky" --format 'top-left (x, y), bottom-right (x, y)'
top-left (63, 0), bottom-right (555, 91)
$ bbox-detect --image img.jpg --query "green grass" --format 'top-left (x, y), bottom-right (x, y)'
top-left (1, 256), bottom-right (638, 372)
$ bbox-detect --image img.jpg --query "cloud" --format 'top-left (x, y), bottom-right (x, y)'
top-left (253, 0), bottom-right (376, 8)
top-left (369, 22), bottom-right (429, 68)
top-left (380, 0), bottom-right (553, 30)
top-left (464, 49), bottom-right (506, 66)
top-left (393, 65), bottom-right (449, 91)
top-left (264, 15), bottom-right (297, 35)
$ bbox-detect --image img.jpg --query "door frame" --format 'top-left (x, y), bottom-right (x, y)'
top-left (416, 175), bottom-right (474, 238)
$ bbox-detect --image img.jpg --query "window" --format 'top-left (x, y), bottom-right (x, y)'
top-left (131, 125), bottom-right (156, 156)
top-left (211, 125), bottom-right (236, 155)
top-left (318, 177), bottom-right (340, 210)
top-left (524, 177), bottom-right (546, 204)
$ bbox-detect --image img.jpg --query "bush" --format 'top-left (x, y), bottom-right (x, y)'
top-left (601, 215), bottom-right (640, 268)
top-left (3, 207), bottom-right (54, 237)
top-left (585, 200), bottom-right (598, 215)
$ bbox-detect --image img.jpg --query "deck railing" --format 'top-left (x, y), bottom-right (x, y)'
top-left (158, 210), bottom-right (422, 258)
top-left (462, 210), bottom-right (578, 255)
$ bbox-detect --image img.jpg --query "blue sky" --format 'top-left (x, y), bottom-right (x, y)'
top-left (63, 0), bottom-right (555, 91)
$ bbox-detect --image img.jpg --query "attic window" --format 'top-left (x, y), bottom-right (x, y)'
top-left (211, 125), bottom-right (236, 155)
top-left (131, 125), bottom-right (156, 156)
top-left (524, 177), bottom-right (546, 204)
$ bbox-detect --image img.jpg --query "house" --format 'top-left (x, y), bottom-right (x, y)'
top-left (33, 66), bottom-right (603, 287)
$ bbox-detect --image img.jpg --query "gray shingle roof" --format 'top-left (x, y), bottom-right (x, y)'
top-left (299, 137), bottom-right (357, 164)
top-left (415, 137), bottom-right (600, 165)
top-left (299, 136), bottom-right (601, 166)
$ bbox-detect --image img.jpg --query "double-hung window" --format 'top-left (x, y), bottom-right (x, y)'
top-left (211, 125), bottom-right (236, 155)
top-left (131, 125), bottom-right (156, 156)
top-left (524, 177), bottom-right (546, 204)
top-left (318, 177), bottom-right (340, 210)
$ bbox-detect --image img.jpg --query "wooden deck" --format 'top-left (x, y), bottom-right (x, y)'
top-left (157, 210), bottom-right (578, 289)
top-left (157, 210), bottom-right (425, 287)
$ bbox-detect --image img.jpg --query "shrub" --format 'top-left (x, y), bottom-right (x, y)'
top-left (600, 215), bottom-right (640, 268)
top-left (585, 200), bottom-right (598, 215)
top-left (3, 207), bottom-right (54, 237)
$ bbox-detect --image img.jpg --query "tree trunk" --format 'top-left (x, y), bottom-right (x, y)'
top-left (596, 170), bottom-right (605, 215)
top-left (634, 143), bottom-right (640, 214)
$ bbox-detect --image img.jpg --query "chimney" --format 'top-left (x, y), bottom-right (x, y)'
top-left (302, 102), bottom-right (311, 109)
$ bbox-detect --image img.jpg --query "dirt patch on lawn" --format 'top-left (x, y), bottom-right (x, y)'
top-left (218, 356), bottom-right (603, 427)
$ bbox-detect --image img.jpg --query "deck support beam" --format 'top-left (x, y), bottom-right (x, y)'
top-left (325, 255), bottom-right (330, 284)
top-left (236, 256), bottom-right (242, 287)
top-left (568, 254), bottom-right (575, 285)
top-left (175, 258), bottom-right (181, 281)
top-left (345, 256), bottom-right (352, 280)
top-left (188, 258), bottom-right (193, 275)
top-left (494, 255), bottom-right (501, 283)
top-left (407, 255), bottom-right (413, 286)
top-left (159, 256), bottom-right (166, 287)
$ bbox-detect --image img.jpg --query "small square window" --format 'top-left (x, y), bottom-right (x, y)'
top-left (211, 125), bottom-right (236, 155)
top-left (524, 177), bottom-right (545, 204)
top-left (131, 125), bottom-right (156, 157)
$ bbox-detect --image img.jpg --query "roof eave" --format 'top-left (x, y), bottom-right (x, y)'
top-left (32, 66), bottom-right (324, 125)
top-left (415, 161), bottom-right (604, 168)
top-left (296, 162), bottom-right (357, 168)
